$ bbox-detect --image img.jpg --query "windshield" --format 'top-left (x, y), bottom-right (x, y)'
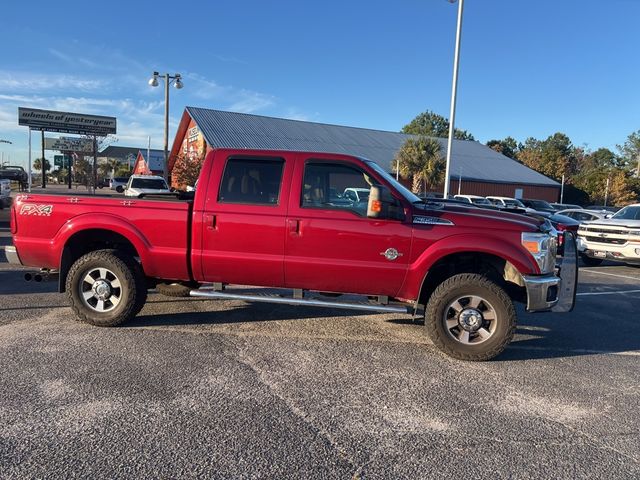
top-left (130, 178), bottom-right (168, 190)
top-left (471, 198), bottom-right (492, 206)
top-left (612, 205), bottom-right (640, 220)
top-left (365, 161), bottom-right (421, 203)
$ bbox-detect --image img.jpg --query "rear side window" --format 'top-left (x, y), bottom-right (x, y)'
top-left (218, 157), bottom-right (284, 205)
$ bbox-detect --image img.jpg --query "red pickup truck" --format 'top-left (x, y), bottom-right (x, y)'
top-left (4, 149), bottom-right (577, 361)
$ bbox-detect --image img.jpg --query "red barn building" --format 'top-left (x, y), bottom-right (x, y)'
top-left (169, 107), bottom-right (560, 200)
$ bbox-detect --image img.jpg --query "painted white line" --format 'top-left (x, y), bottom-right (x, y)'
top-left (580, 269), bottom-right (640, 282)
top-left (509, 345), bottom-right (640, 357)
top-left (576, 289), bottom-right (640, 296)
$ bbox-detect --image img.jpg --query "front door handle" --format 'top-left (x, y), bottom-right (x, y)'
top-left (205, 214), bottom-right (217, 230)
top-left (287, 219), bottom-right (300, 236)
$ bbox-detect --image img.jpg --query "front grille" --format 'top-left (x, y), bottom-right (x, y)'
top-left (581, 226), bottom-right (628, 235)
top-left (584, 236), bottom-right (626, 245)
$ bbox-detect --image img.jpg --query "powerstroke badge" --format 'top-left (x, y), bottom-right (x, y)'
top-left (19, 204), bottom-right (53, 216)
top-left (413, 215), bottom-right (454, 226)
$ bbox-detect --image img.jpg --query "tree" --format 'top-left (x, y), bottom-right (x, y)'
top-left (114, 164), bottom-right (132, 178)
top-left (617, 130), bottom-right (640, 174)
top-left (402, 110), bottom-right (474, 140)
top-left (486, 137), bottom-right (520, 159)
top-left (171, 152), bottom-right (204, 189)
top-left (608, 170), bottom-right (638, 206)
top-left (393, 136), bottom-right (444, 194)
top-left (517, 133), bottom-right (579, 180)
top-left (33, 158), bottom-right (51, 172)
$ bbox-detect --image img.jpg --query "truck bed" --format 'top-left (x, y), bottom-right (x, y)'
top-left (12, 192), bottom-right (193, 281)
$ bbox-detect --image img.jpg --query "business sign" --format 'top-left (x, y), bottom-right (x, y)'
top-left (44, 136), bottom-right (93, 152)
top-left (18, 107), bottom-right (117, 135)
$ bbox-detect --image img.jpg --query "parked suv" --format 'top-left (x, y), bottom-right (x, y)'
top-left (453, 195), bottom-right (493, 207)
top-left (577, 203), bottom-right (640, 266)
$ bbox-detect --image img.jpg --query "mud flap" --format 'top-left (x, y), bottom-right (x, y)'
top-left (552, 232), bottom-right (577, 313)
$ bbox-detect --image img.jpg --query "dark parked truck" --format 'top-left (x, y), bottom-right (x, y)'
top-left (4, 149), bottom-right (577, 361)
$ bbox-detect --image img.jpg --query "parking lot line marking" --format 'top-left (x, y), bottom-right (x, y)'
top-left (576, 289), bottom-right (640, 296)
top-left (580, 269), bottom-right (640, 282)
top-left (509, 345), bottom-right (640, 357)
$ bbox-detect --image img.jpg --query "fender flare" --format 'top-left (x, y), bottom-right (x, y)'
top-left (401, 233), bottom-right (538, 301)
top-left (53, 213), bottom-right (153, 291)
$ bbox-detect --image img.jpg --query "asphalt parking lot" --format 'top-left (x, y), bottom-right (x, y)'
top-left (0, 211), bottom-right (639, 479)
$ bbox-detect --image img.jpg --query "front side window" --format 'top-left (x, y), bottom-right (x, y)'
top-left (301, 161), bottom-right (403, 219)
top-left (301, 162), bottom-right (375, 216)
top-left (218, 157), bottom-right (284, 205)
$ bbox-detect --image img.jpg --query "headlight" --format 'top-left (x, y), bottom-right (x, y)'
top-left (521, 232), bottom-right (557, 274)
top-left (629, 230), bottom-right (640, 236)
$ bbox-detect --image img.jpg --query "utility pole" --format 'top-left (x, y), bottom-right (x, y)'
top-left (560, 174), bottom-right (565, 203)
top-left (604, 175), bottom-right (610, 206)
top-left (41, 130), bottom-right (46, 188)
top-left (444, 0), bottom-right (464, 198)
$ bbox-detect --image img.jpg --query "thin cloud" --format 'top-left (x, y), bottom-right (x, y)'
top-left (0, 71), bottom-right (107, 93)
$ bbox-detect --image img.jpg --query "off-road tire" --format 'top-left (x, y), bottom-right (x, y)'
top-left (580, 253), bottom-right (603, 267)
top-left (156, 281), bottom-right (199, 298)
top-left (66, 249), bottom-right (147, 327)
top-left (425, 273), bottom-right (516, 361)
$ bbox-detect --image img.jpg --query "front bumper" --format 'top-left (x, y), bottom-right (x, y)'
top-left (523, 232), bottom-right (578, 313)
top-left (3, 246), bottom-right (22, 265)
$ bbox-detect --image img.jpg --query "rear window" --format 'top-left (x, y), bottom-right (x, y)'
top-left (218, 156), bottom-right (284, 205)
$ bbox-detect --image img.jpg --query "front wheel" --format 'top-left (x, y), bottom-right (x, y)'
top-left (425, 273), bottom-right (516, 361)
top-left (66, 250), bottom-right (147, 327)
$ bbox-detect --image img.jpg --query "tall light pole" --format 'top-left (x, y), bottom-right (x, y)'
top-left (148, 71), bottom-right (184, 183)
top-left (444, 0), bottom-right (464, 198)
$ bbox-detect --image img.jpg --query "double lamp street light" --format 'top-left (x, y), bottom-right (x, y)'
top-left (148, 71), bottom-right (183, 182)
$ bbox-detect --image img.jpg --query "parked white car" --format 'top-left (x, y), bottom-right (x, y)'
top-left (556, 209), bottom-right (608, 222)
top-left (110, 177), bottom-right (130, 193)
top-left (343, 187), bottom-right (370, 203)
top-left (124, 175), bottom-right (171, 197)
top-left (577, 204), bottom-right (640, 266)
top-left (0, 179), bottom-right (11, 209)
top-left (453, 194), bottom-right (493, 206)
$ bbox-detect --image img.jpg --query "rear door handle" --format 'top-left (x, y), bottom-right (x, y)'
top-left (205, 214), bottom-right (217, 230)
top-left (287, 219), bottom-right (300, 235)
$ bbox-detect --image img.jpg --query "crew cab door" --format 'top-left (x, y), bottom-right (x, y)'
top-left (284, 155), bottom-right (412, 297)
top-left (199, 151), bottom-right (293, 286)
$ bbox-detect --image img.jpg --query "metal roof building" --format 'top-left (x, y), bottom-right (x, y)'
top-left (169, 107), bottom-right (560, 200)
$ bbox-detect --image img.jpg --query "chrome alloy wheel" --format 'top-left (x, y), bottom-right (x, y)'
top-left (78, 267), bottom-right (122, 313)
top-left (443, 295), bottom-right (497, 345)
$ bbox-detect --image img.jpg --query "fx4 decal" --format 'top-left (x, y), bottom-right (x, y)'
top-left (19, 204), bottom-right (53, 216)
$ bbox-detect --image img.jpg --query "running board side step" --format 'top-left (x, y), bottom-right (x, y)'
top-left (189, 290), bottom-right (410, 314)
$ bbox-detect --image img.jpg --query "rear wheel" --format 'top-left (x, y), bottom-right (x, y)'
top-left (66, 250), bottom-right (147, 327)
top-left (425, 273), bottom-right (516, 361)
top-left (580, 253), bottom-right (603, 267)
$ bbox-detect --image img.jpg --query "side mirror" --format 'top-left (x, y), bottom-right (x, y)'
top-left (605, 214), bottom-right (612, 219)
top-left (367, 185), bottom-right (403, 220)
top-left (367, 185), bottom-right (382, 218)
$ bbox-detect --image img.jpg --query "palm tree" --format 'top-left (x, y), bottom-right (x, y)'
top-left (394, 136), bottom-right (444, 195)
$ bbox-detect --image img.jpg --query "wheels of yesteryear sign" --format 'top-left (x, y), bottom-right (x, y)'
top-left (18, 107), bottom-right (116, 135)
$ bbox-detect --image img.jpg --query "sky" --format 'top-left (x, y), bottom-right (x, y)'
top-left (1, 0), bottom-right (639, 167)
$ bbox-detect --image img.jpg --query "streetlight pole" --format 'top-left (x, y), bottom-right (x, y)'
top-left (0, 139), bottom-right (12, 167)
top-left (444, 0), bottom-right (464, 199)
top-left (149, 71), bottom-right (184, 184)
